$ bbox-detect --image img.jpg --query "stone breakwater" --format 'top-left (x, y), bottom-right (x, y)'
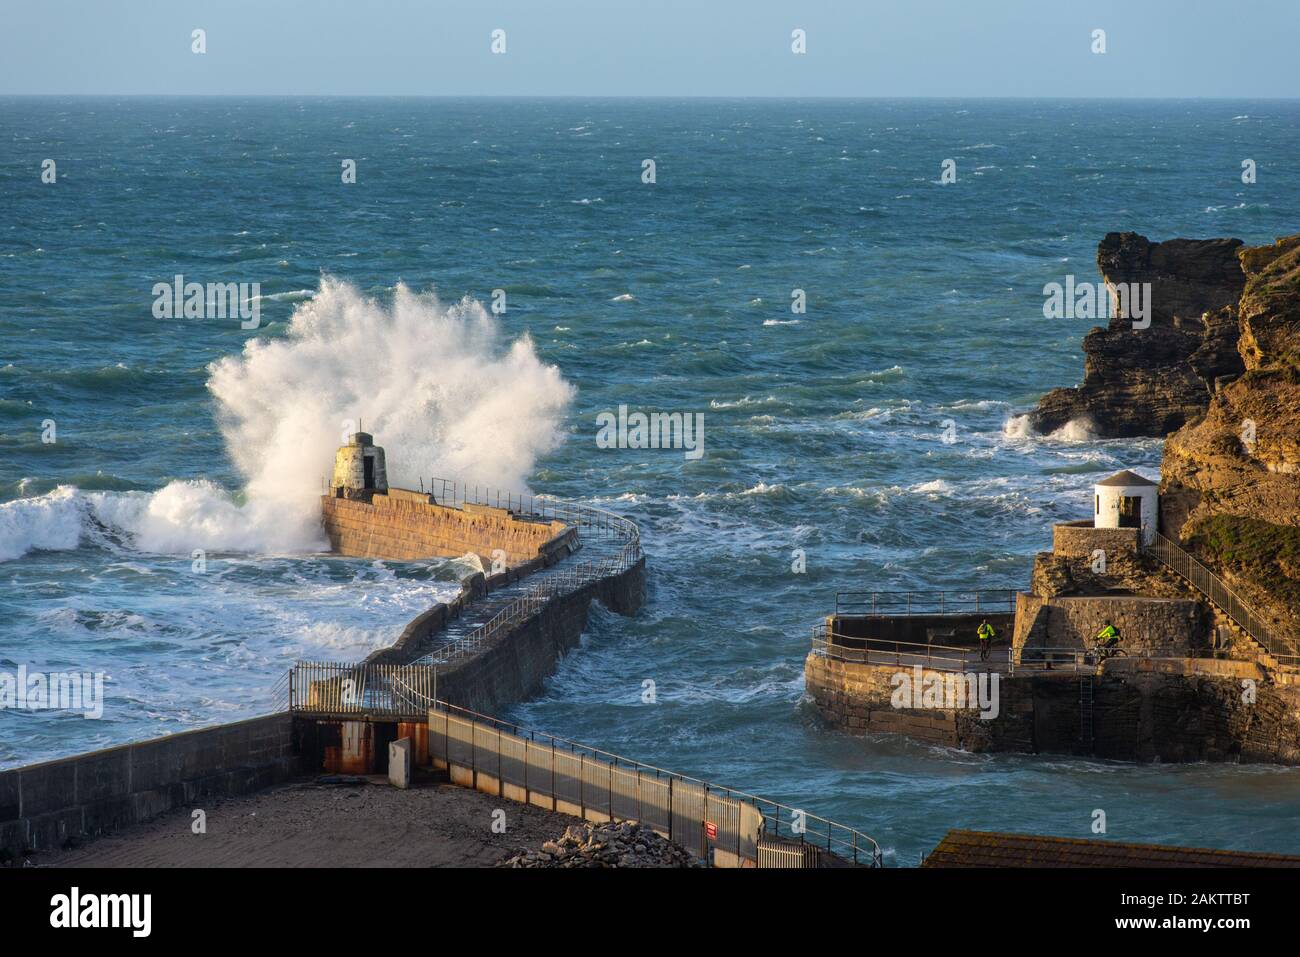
top-left (499, 821), bottom-right (707, 869)
top-left (321, 488), bottom-right (569, 566)
top-left (312, 487), bottom-right (645, 731)
top-left (806, 651), bottom-right (1300, 763)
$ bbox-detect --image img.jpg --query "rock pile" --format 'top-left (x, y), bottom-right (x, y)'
top-left (499, 821), bottom-right (706, 868)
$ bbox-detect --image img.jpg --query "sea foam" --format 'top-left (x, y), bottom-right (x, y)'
top-left (3, 278), bottom-right (575, 561)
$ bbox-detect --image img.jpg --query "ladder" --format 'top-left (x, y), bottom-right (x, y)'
top-left (1078, 675), bottom-right (1094, 754)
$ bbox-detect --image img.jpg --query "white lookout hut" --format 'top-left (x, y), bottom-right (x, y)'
top-left (1094, 469), bottom-right (1158, 546)
top-left (332, 432), bottom-right (389, 496)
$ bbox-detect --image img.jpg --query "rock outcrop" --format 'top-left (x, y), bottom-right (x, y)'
top-left (498, 821), bottom-right (706, 868)
top-left (1029, 232), bottom-right (1246, 437)
top-left (1160, 233), bottom-right (1300, 645)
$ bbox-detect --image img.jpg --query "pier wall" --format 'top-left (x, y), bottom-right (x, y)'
top-left (804, 653), bottom-right (1034, 752)
top-left (321, 491), bottom-right (569, 566)
top-left (434, 558), bottom-right (646, 716)
top-left (805, 653), bottom-right (1300, 764)
top-left (0, 713), bottom-right (300, 859)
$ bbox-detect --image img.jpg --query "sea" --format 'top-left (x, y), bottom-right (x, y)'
top-left (3, 97), bottom-right (1299, 863)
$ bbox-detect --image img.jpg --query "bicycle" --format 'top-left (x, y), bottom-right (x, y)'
top-left (1088, 642), bottom-right (1128, 664)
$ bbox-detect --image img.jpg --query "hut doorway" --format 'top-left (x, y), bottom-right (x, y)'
top-left (1118, 495), bottom-right (1142, 529)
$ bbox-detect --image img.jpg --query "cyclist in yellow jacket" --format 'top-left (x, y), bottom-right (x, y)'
top-left (1096, 620), bottom-right (1120, 647)
top-left (976, 619), bottom-right (997, 661)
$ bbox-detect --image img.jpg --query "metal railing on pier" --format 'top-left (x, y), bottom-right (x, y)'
top-left (276, 660), bottom-right (439, 716)
top-left (1010, 646), bottom-right (1119, 674)
top-left (812, 632), bottom-right (1004, 672)
top-left (834, 589), bottom-right (1018, 617)
top-left (407, 479), bottom-right (642, 666)
top-left (1146, 533), bottom-right (1298, 666)
top-left (278, 661), bottom-right (883, 868)
top-left (812, 631), bottom-right (1132, 675)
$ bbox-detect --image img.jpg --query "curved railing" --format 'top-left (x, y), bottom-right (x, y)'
top-left (415, 479), bottom-right (642, 665)
top-left (1146, 533), bottom-right (1298, 666)
top-left (812, 631), bottom-right (1002, 672)
top-left (280, 660), bottom-right (882, 868)
top-left (834, 589), bottom-right (1018, 617)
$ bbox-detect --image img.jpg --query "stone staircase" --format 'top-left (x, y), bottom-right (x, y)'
top-left (1145, 534), bottom-right (1298, 676)
top-left (415, 529), bottom-right (630, 665)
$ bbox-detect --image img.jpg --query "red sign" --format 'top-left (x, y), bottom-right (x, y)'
top-left (704, 821), bottom-right (718, 841)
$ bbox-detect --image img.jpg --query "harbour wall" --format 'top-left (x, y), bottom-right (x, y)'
top-left (1012, 593), bottom-right (1212, 658)
top-left (321, 490), bottom-right (570, 566)
top-left (431, 562), bottom-right (646, 716)
top-left (805, 652), bottom-right (1300, 763)
top-left (1, 486), bottom-right (645, 859)
top-left (0, 713), bottom-right (300, 859)
top-left (829, 612), bottom-right (1015, 647)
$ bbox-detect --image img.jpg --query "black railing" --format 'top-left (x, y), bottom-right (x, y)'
top-left (834, 589), bottom-right (1018, 617)
top-left (1146, 533), bottom-right (1298, 666)
top-left (278, 662), bottom-right (884, 867)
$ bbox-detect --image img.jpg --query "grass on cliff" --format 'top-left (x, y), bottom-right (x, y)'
top-left (1189, 515), bottom-right (1300, 608)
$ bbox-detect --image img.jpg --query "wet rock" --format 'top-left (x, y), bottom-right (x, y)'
top-left (1160, 232), bottom-right (1300, 645)
top-left (1029, 232), bottom-right (1246, 438)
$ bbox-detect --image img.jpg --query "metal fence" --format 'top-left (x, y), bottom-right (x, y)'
top-left (812, 633), bottom-right (1003, 673)
top-left (415, 478), bottom-right (643, 665)
top-left (835, 589), bottom-right (1018, 617)
top-left (278, 660), bottom-right (438, 716)
top-left (279, 661), bottom-right (883, 868)
top-left (426, 697), bottom-right (882, 868)
top-left (1146, 533), bottom-right (1298, 666)
top-left (1009, 646), bottom-right (1118, 674)
top-left (757, 837), bottom-right (822, 868)
top-left (812, 632), bottom-right (1194, 675)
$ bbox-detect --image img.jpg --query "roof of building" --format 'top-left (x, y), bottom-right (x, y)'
top-left (922, 829), bottom-right (1300, 868)
top-left (1095, 469), bottom-right (1159, 488)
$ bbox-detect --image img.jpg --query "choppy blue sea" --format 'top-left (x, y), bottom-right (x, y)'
top-left (3, 97), bottom-right (1300, 862)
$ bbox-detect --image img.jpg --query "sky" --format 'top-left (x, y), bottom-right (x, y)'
top-left (1, 0), bottom-right (1297, 98)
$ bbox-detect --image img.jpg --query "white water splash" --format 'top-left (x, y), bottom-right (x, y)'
top-left (2, 278), bottom-right (576, 560)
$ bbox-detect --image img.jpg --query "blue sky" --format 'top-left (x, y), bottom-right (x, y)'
top-left (1, 0), bottom-right (1297, 97)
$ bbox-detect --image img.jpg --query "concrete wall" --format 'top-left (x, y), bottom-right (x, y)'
top-left (0, 713), bottom-right (300, 859)
top-left (1012, 594), bottom-right (1211, 657)
top-left (805, 652), bottom-right (1300, 764)
top-left (320, 492), bottom-right (569, 566)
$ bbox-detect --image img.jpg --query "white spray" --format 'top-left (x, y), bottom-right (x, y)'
top-left (0, 278), bottom-right (576, 559)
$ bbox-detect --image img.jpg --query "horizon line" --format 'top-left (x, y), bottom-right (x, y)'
top-left (3, 93), bottom-right (1300, 102)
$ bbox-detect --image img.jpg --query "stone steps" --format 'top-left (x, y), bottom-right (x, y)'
top-left (420, 534), bottom-right (629, 660)
top-left (1148, 557), bottom-right (1298, 675)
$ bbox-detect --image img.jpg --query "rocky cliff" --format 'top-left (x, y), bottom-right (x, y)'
top-left (1029, 232), bottom-right (1246, 437)
top-left (1160, 233), bottom-right (1300, 643)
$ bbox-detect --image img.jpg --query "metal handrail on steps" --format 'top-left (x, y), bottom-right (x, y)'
top-left (1145, 533), bottom-right (1299, 667)
top-left (415, 479), bottom-right (642, 665)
